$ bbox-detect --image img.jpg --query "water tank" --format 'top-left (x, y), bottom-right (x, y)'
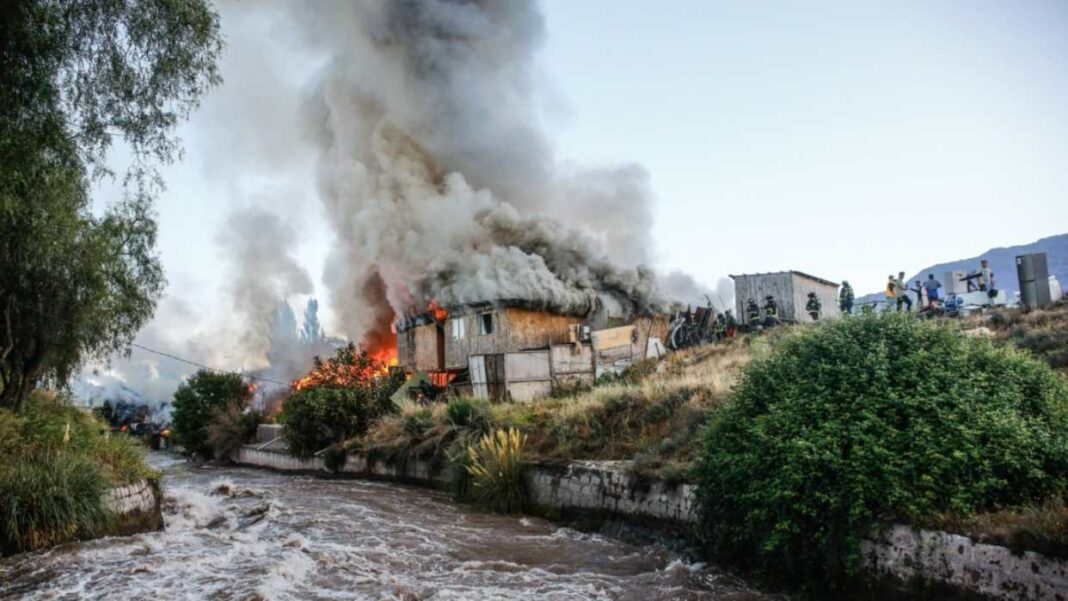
top-left (1016, 253), bottom-right (1052, 308)
top-left (1051, 276), bottom-right (1063, 303)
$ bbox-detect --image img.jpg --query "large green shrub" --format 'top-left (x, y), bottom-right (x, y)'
top-left (172, 370), bottom-right (251, 459)
top-left (696, 313), bottom-right (1068, 589)
top-left (282, 372), bottom-right (402, 458)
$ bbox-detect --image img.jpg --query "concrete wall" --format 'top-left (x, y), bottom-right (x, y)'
top-left (526, 461), bottom-right (696, 525)
top-left (233, 447), bottom-right (1068, 600)
top-left (105, 479), bottom-right (163, 536)
top-left (862, 525), bottom-right (1068, 600)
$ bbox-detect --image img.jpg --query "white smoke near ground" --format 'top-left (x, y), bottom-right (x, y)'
top-left (659, 272), bottom-right (737, 314)
top-left (297, 0), bottom-right (666, 347)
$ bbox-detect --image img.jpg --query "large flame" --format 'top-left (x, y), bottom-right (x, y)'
top-left (290, 340), bottom-right (397, 391)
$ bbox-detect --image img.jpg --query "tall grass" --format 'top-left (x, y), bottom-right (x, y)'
top-left (0, 454), bottom-right (114, 555)
top-left (466, 428), bottom-right (527, 513)
top-left (0, 391), bottom-right (155, 555)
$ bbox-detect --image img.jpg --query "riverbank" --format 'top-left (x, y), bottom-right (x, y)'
top-left (234, 432), bottom-right (1068, 601)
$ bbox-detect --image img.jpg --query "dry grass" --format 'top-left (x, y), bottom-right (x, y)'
top-left (359, 338), bottom-right (756, 481)
top-left (965, 299), bottom-right (1068, 373)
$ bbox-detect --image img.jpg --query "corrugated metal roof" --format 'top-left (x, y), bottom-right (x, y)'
top-left (729, 270), bottom-right (840, 288)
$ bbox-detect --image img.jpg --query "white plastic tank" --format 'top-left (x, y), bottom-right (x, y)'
top-left (1050, 276), bottom-right (1063, 303)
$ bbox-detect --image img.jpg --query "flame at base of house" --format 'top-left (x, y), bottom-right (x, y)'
top-left (290, 342), bottom-right (398, 392)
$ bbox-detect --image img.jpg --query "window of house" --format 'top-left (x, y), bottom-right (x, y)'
top-left (479, 312), bottom-right (494, 335)
top-left (450, 317), bottom-right (465, 340)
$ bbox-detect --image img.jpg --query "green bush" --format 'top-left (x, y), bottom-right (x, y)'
top-left (172, 370), bottom-right (251, 459)
top-left (206, 402), bottom-right (265, 462)
top-left (696, 313), bottom-right (1068, 589)
top-left (281, 372), bottom-right (402, 458)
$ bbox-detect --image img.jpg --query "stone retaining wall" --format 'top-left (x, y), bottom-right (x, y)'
top-left (105, 479), bottom-right (163, 536)
top-left (526, 461), bottom-right (696, 526)
top-left (233, 445), bottom-right (1068, 600)
top-left (862, 525), bottom-right (1068, 600)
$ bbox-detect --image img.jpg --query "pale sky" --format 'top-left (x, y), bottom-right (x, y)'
top-left (91, 0), bottom-right (1068, 382)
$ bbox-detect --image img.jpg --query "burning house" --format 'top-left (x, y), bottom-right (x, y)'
top-left (395, 301), bottom-right (669, 402)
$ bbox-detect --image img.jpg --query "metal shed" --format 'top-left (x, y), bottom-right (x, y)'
top-left (731, 271), bottom-right (841, 325)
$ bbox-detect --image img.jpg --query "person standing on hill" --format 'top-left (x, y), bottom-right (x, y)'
top-left (885, 275), bottom-right (897, 304)
top-left (839, 281), bottom-right (854, 315)
top-left (924, 273), bottom-right (943, 308)
top-left (806, 292), bottom-right (822, 321)
top-left (894, 272), bottom-right (912, 312)
top-left (762, 296), bottom-right (780, 327)
top-left (746, 298), bottom-right (761, 325)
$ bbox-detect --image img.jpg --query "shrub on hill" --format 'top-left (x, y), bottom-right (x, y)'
top-left (695, 312), bottom-right (1068, 590)
top-left (282, 372), bottom-right (403, 459)
top-left (172, 370), bottom-right (252, 459)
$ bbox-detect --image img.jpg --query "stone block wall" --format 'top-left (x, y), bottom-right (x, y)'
top-left (526, 461), bottom-right (696, 525)
top-left (862, 525), bottom-right (1068, 600)
top-left (104, 479), bottom-right (163, 536)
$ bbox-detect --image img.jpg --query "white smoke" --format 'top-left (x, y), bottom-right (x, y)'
top-left (297, 0), bottom-right (665, 347)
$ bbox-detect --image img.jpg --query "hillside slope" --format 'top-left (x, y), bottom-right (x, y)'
top-left (860, 233), bottom-right (1067, 302)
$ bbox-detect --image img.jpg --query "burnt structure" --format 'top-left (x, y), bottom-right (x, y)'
top-left (394, 300), bottom-right (669, 402)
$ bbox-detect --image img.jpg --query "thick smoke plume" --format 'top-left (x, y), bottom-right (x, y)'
top-left (297, 0), bottom-right (664, 346)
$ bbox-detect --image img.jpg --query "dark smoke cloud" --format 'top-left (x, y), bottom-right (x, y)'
top-left (298, 0), bottom-right (666, 346)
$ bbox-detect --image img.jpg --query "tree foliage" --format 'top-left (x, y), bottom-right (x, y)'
top-left (172, 371), bottom-right (250, 460)
top-left (0, 0), bottom-right (222, 410)
top-left (282, 349), bottom-right (403, 458)
top-left (695, 313), bottom-right (1068, 590)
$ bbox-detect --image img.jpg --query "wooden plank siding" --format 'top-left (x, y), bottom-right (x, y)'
top-left (732, 272), bottom-right (840, 324)
top-left (444, 307), bottom-right (581, 370)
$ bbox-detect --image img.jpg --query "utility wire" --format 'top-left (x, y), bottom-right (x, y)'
top-left (10, 299), bottom-right (291, 387)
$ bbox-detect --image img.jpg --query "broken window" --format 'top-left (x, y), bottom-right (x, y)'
top-left (479, 312), bottom-right (494, 335)
top-left (450, 317), bottom-right (465, 339)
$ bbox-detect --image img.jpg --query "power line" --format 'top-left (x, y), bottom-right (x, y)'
top-left (10, 299), bottom-right (291, 387)
top-left (128, 343), bottom-right (289, 387)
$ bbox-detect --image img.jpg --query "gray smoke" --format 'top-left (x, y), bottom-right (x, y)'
top-left (218, 207), bottom-right (313, 360)
top-left (298, 0), bottom-right (664, 346)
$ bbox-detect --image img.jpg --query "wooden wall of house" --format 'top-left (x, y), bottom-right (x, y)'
top-left (444, 311), bottom-right (505, 370)
top-left (632, 314), bottom-right (671, 356)
top-left (397, 328), bottom-right (415, 371)
top-left (413, 323), bottom-right (443, 371)
top-left (444, 307), bottom-right (581, 370)
top-left (733, 272), bottom-right (795, 324)
top-left (790, 274), bottom-right (841, 323)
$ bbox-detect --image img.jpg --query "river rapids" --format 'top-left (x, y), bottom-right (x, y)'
top-left (0, 454), bottom-right (774, 600)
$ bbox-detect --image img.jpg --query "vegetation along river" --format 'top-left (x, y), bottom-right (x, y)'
top-left (0, 453), bottom-right (773, 600)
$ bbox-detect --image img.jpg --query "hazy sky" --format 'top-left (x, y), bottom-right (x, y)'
top-left (92, 0), bottom-right (1068, 377)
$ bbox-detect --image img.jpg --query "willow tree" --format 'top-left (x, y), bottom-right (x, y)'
top-left (0, 1), bottom-right (223, 411)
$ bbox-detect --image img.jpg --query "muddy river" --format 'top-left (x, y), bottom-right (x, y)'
top-left (0, 454), bottom-right (774, 600)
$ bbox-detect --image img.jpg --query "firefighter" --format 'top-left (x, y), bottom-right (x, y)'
top-left (839, 281), bottom-right (854, 315)
top-left (724, 309), bottom-right (737, 338)
top-left (712, 313), bottom-right (727, 340)
top-left (806, 292), bottom-right (821, 321)
top-left (745, 298), bottom-right (761, 325)
top-left (762, 295), bottom-right (780, 327)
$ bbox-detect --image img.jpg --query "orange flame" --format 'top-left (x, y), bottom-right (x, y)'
top-left (428, 300), bottom-right (448, 322)
top-left (290, 341), bottom-right (398, 392)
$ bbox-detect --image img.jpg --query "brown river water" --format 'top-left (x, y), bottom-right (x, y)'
top-left (0, 454), bottom-right (776, 600)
